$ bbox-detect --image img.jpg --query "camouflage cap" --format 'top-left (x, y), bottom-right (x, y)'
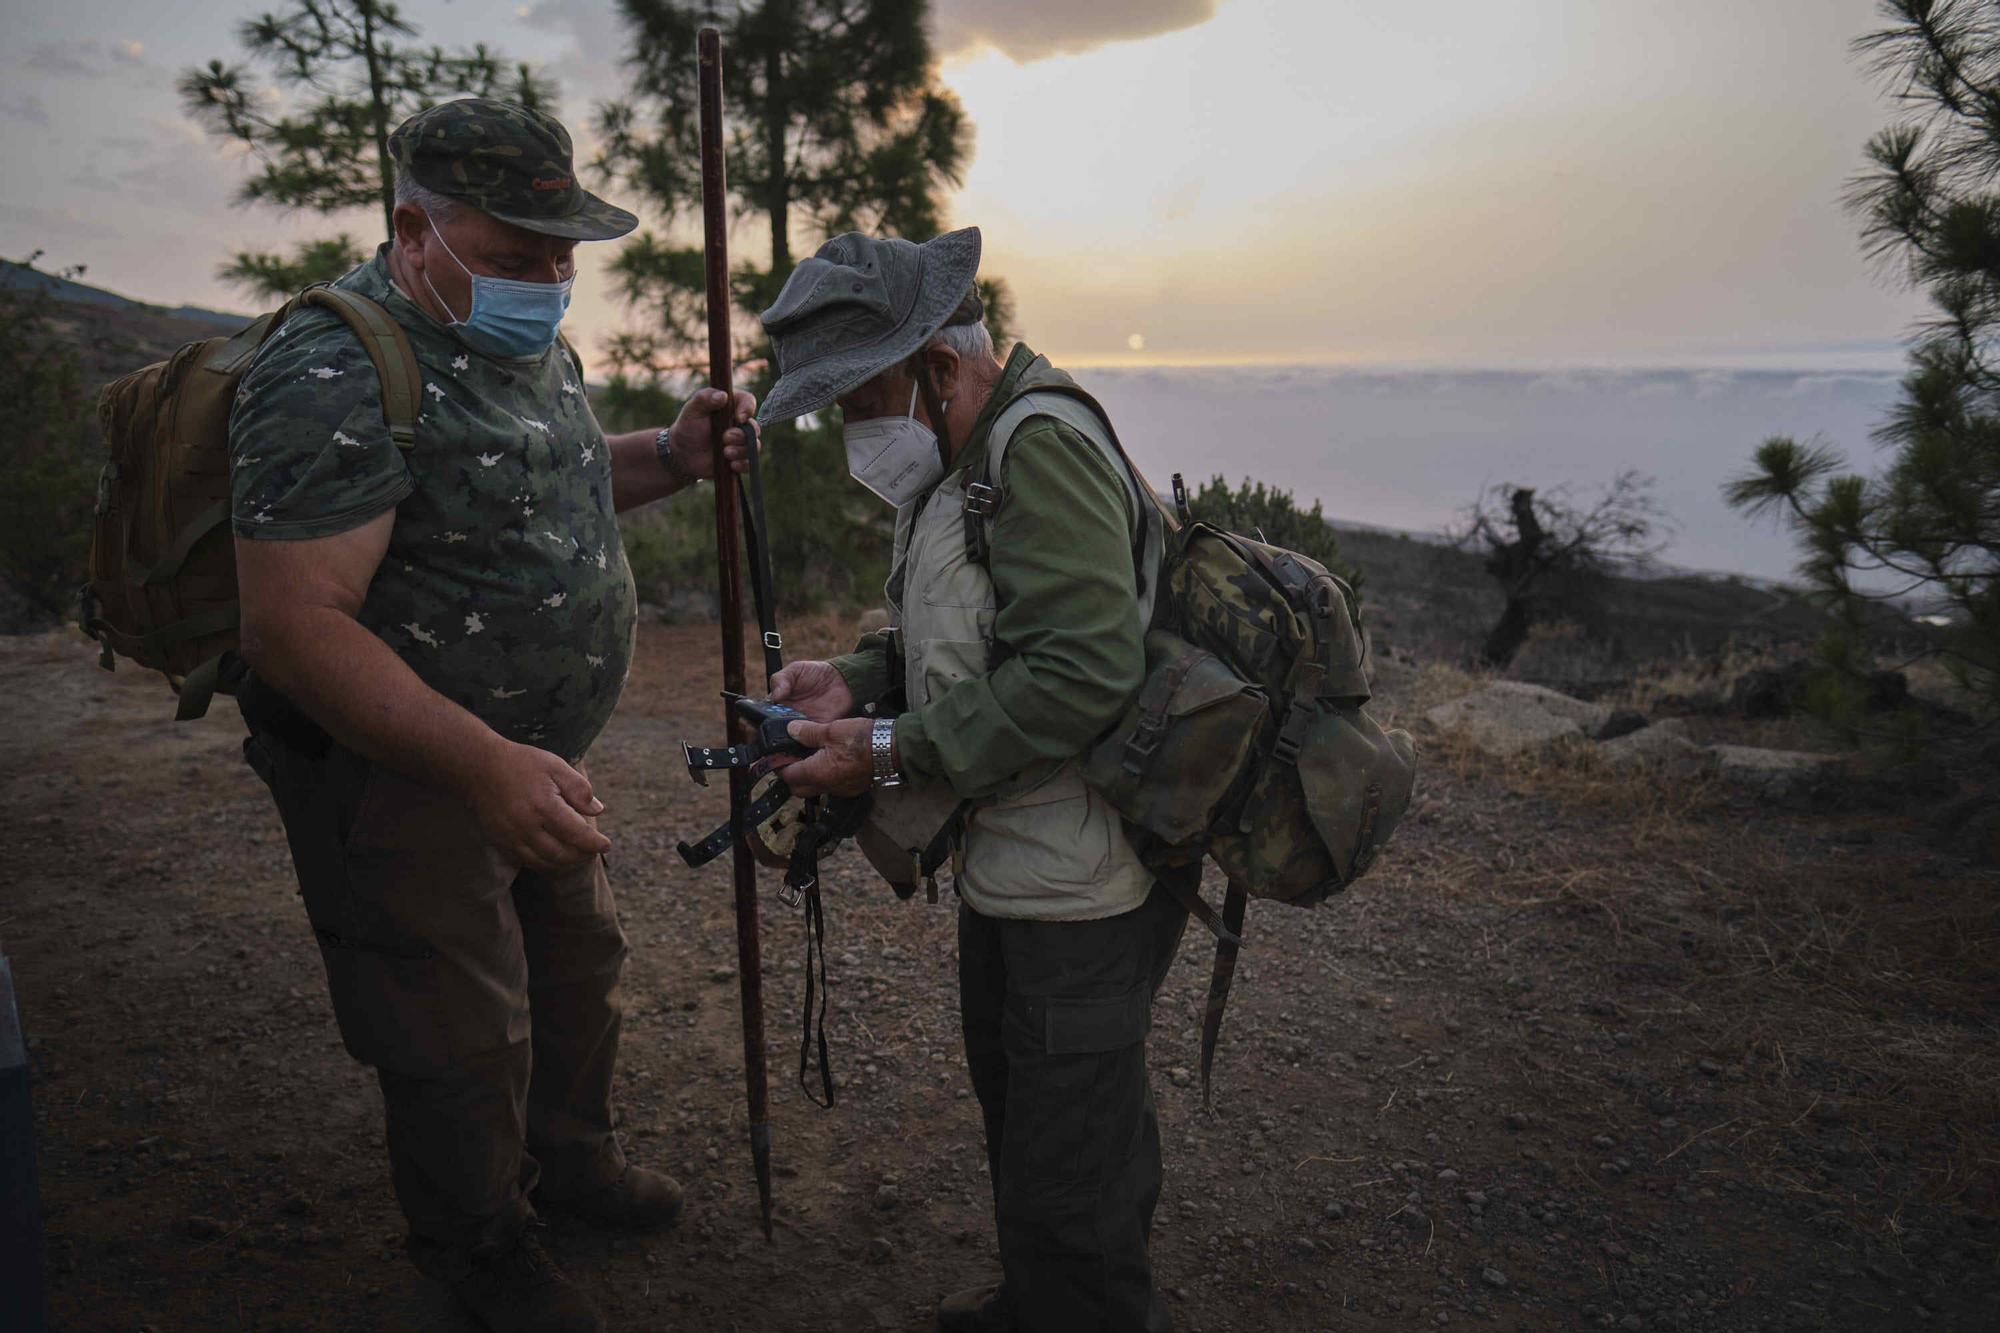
top-left (389, 97), bottom-right (637, 242)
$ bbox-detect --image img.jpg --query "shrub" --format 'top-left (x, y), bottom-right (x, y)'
top-left (0, 254), bottom-right (98, 625)
top-left (1184, 474), bottom-right (1361, 593)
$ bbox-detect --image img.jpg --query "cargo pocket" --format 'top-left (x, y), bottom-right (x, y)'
top-left (1296, 705), bottom-right (1418, 892)
top-left (1003, 982), bottom-right (1152, 1183)
top-left (1080, 630), bottom-right (1266, 846)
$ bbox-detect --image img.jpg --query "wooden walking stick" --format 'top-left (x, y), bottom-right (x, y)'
top-left (697, 24), bottom-right (775, 1243)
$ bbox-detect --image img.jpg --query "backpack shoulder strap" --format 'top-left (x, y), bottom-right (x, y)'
top-left (298, 287), bottom-right (423, 452)
top-left (971, 386), bottom-right (1168, 623)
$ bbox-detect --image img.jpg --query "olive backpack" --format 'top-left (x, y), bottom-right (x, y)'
top-left (79, 286), bottom-right (421, 720)
top-left (969, 385), bottom-right (1419, 1100)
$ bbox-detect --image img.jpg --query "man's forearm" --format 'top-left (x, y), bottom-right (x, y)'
top-left (242, 607), bottom-right (508, 795)
top-left (608, 429), bottom-right (694, 513)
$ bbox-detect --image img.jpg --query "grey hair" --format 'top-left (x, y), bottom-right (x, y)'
top-left (393, 172), bottom-right (463, 224)
top-left (925, 318), bottom-right (994, 363)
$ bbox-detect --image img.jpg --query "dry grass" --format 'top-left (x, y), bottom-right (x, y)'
top-left (1393, 656), bottom-right (2000, 1235)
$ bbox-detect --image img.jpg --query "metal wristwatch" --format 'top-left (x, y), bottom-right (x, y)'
top-left (654, 427), bottom-right (696, 486)
top-left (870, 717), bottom-right (903, 789)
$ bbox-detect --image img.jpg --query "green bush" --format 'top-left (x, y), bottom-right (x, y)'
top-left (611, 411), bottom-right (892, 617)
top-left (0, 256), bottom-right (98, 623)
top-left (1185, 474), bottom-right (1361, 595)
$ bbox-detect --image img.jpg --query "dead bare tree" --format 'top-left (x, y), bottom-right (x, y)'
top-left (1458, 470), bottom-right (1668, 667)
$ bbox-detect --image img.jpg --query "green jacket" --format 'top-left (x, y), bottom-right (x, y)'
top-left (830, 343), bottom-right (1145, 800)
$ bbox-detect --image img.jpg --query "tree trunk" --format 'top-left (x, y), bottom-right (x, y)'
top-left (361, 0), bottom-right (396, 241)
top-left (1481, 597), bottom-right (1533, 668)
top-left (763, 4), bottom-right (791, 279)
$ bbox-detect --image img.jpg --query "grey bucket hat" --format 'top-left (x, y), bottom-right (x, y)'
top-left (757, 227), bottom-right (982, 424)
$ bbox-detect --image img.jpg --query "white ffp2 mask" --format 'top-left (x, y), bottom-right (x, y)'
top-left (843, 382), bottom-right (944, 507)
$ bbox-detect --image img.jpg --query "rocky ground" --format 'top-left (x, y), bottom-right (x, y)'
top-left (5, 622), bottom-right (1998, 1331)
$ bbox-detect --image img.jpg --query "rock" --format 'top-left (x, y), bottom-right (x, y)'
top-left (184, 1215), bottom-right (225, 1240)
top-left (1323, 1201), bottom-right (1346, 1220)
top-left (1731, 664), bottom-right (1808, 719)
top-left (873, 1184), bottom-right (900, 1212)
top-left (1425, 682), bottom-right (1612, 757)
top-left (1482, 1267), bottom-right (1509, 1289)
top-left (1595, 710), bottom-right (1648, 741)
top-left (865, 1236), bottom-right (894, 1264)
top-left (1599, 719), bottom-right (1710, 775)
top-left (1710, 744), bottom-right (1842, 798)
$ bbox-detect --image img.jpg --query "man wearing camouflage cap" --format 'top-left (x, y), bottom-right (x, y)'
top-left (228, 98), bottom-right (752, 1331)
top-left (763, 228), bottom-right (1190, 1333)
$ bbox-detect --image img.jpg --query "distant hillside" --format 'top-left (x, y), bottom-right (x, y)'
top-left (5, 261), bottom-right (255, 390)
top-left (1, 261), bottom-right (245, 334)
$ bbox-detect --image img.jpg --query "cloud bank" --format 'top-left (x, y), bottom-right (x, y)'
top-left (933, 0), bottom-right (1220, 63)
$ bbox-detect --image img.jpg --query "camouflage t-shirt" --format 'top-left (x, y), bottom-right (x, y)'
top-left (228, 246), bottom-right (635, 762)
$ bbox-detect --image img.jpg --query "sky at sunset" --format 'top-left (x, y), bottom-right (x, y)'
top-left (0, 0), bottom-right (1934, 371)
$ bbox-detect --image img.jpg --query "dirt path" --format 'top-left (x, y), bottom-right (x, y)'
top-left (5, 625), bottom-right (1996, 1331)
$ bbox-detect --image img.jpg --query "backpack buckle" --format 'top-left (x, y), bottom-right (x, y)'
top-left (964, 481), bottom-right (1001, 517)
top-left (763, 630), bottom-right (783, 653)
top-left (1120, 726), bottom-right (1163, 776)
top-left (1272, 704), bottom-right (1311, 766)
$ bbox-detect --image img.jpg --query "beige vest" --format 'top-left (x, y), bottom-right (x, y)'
top-left (881, 382), bottom-right (1161, 921)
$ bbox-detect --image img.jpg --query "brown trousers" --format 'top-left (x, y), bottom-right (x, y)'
top-left (246, 731), bottom-right (628, 1281)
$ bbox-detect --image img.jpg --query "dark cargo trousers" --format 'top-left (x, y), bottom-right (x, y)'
top-left (246, 729), bottom-right (629, 1281)
top-left (958, 882), bottom-right (1190, 1333)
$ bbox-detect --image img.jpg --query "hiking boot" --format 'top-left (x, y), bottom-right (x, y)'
top-left (538, 1163), bottom-right (685, 1230)
top-left (934, 1282), bottom-right (1011, 1333)
top-left (452, 1230), bottom-right (602, 1333)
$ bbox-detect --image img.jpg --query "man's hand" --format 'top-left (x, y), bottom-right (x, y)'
top-left (768, 660), bottom-right (856, 723)
top-left (779, 717), bottom-right (876, 797)
top-left (667, 388), bottom-right (759, 479)
top-left (459, 739), bottom-right (613, 871)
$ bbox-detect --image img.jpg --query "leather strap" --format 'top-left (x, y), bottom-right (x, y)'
top-left (733, 420), bottom-right (783, 682)
top-left (1197, 882), bottom-right (1249, 1109)
top-left (677, 779), bottom-right (794, 868)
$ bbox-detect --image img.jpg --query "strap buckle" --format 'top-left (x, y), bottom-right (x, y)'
top-left (776, 877), bottom-right (806, 910)
top-left (763, 630), bottom-right (783, 653)
top-left (963, 481), bottom-right (1001, 517)
top-left (1120, 727), bottom-right (1162, 776)
top-left (1271, 704), bottom-right (1311, 766)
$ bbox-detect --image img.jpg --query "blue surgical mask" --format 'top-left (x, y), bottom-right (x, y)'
top-left (423, 223), bottom-right (574, 359)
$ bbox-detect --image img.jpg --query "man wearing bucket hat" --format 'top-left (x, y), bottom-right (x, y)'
top-left (227, 98), bottom-right (753, 1331)
top-left (761, 228), bottom-right (1189, 1333)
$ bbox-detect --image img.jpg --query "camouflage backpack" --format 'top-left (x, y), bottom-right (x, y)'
top-left (79, 287), bottom-right (420, 720)
top-left (972, 385), bottom-right (1418, 1098)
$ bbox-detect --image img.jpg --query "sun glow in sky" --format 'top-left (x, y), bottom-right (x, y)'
top-left (0, 0), bottom-right (1928, 370)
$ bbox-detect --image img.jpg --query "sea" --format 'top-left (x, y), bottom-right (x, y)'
top-left (1075, 364), bottom-right (1907, 585)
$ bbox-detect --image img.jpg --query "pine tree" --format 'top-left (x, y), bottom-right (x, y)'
top-left (181, 0), bottom-right (553, 298)
top-left (596, 0), bottom-right (975, 377)
top-left (1727, 0), bottom-right (2000, 714)
top-left (217, 234), bottom-right (369, 305)
top-left (599, 0), bottom-right (989, 611)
